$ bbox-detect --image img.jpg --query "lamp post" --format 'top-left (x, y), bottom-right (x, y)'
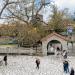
top-left (67, 24), bottom-right (73, 51)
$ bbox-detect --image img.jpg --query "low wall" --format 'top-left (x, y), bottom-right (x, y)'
top-left (0, 47), bottom-right (36, 55)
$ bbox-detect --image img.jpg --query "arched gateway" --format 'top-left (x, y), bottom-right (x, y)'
top-left (47, 40), bottom-right (62, 55)
top-left (41, 32), bottom-right (68, 56)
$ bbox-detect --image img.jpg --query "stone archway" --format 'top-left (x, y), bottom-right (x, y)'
top-left (41, 32), bottom-right (68, 56)
top-left (47, 40), bottom-right (62, 55)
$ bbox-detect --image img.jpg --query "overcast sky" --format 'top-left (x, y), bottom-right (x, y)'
top-left (54, 0), bottom-right (75, 12)
top-left (43, 0), bottom-right (75, 22)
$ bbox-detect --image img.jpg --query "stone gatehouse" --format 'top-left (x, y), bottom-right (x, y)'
top-left (41, 32), bottom-right (69, 55)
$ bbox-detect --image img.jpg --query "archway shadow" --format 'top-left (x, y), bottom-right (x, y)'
top-left (47, 40), bottom-right (62, 55)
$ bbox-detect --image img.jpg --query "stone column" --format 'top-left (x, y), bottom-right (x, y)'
top-left (42, 42), bottom-right (47, 56)
top-left (62, 42), bottom-right (68, 50)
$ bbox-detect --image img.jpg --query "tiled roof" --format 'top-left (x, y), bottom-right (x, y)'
top-left (41, 32), bottom-right (69, 41)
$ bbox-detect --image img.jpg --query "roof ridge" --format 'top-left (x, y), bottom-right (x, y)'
top-left (41, 32), bottom-right (68, 41)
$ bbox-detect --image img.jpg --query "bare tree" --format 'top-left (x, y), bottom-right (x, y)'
top-left (0, 0), bottom-right (52, 24)
top-left (0, 0), bottom-right (20, 18)
top-left (0, 0), bottom-right (52, 47)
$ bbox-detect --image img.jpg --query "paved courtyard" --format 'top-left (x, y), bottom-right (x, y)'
top-left (0, 55), bottom-right (75, 75)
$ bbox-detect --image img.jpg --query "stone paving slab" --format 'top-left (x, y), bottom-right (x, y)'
top-left (0, 56), bottom-right (74, 75)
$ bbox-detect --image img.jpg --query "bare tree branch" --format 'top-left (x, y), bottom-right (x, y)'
top-left (35, 0), bottom-right (51, 16)
top-left (7, 8), bottom-right (29, 25)
top-left (36, 5), bottom-right (43, 16)
top-left (40, 20), bottom-right (48, 25)
top-left (25, 8), bottom-right (29, 21)
top-left (0, 0), bottom-right (52, 25)
top-left (0, 0), bottom-right (9, 18)
top-left (0, 0), bottom-right (20, 18)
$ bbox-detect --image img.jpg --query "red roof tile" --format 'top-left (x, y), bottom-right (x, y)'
top-left (41, 32), bottom-right (69, 41)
